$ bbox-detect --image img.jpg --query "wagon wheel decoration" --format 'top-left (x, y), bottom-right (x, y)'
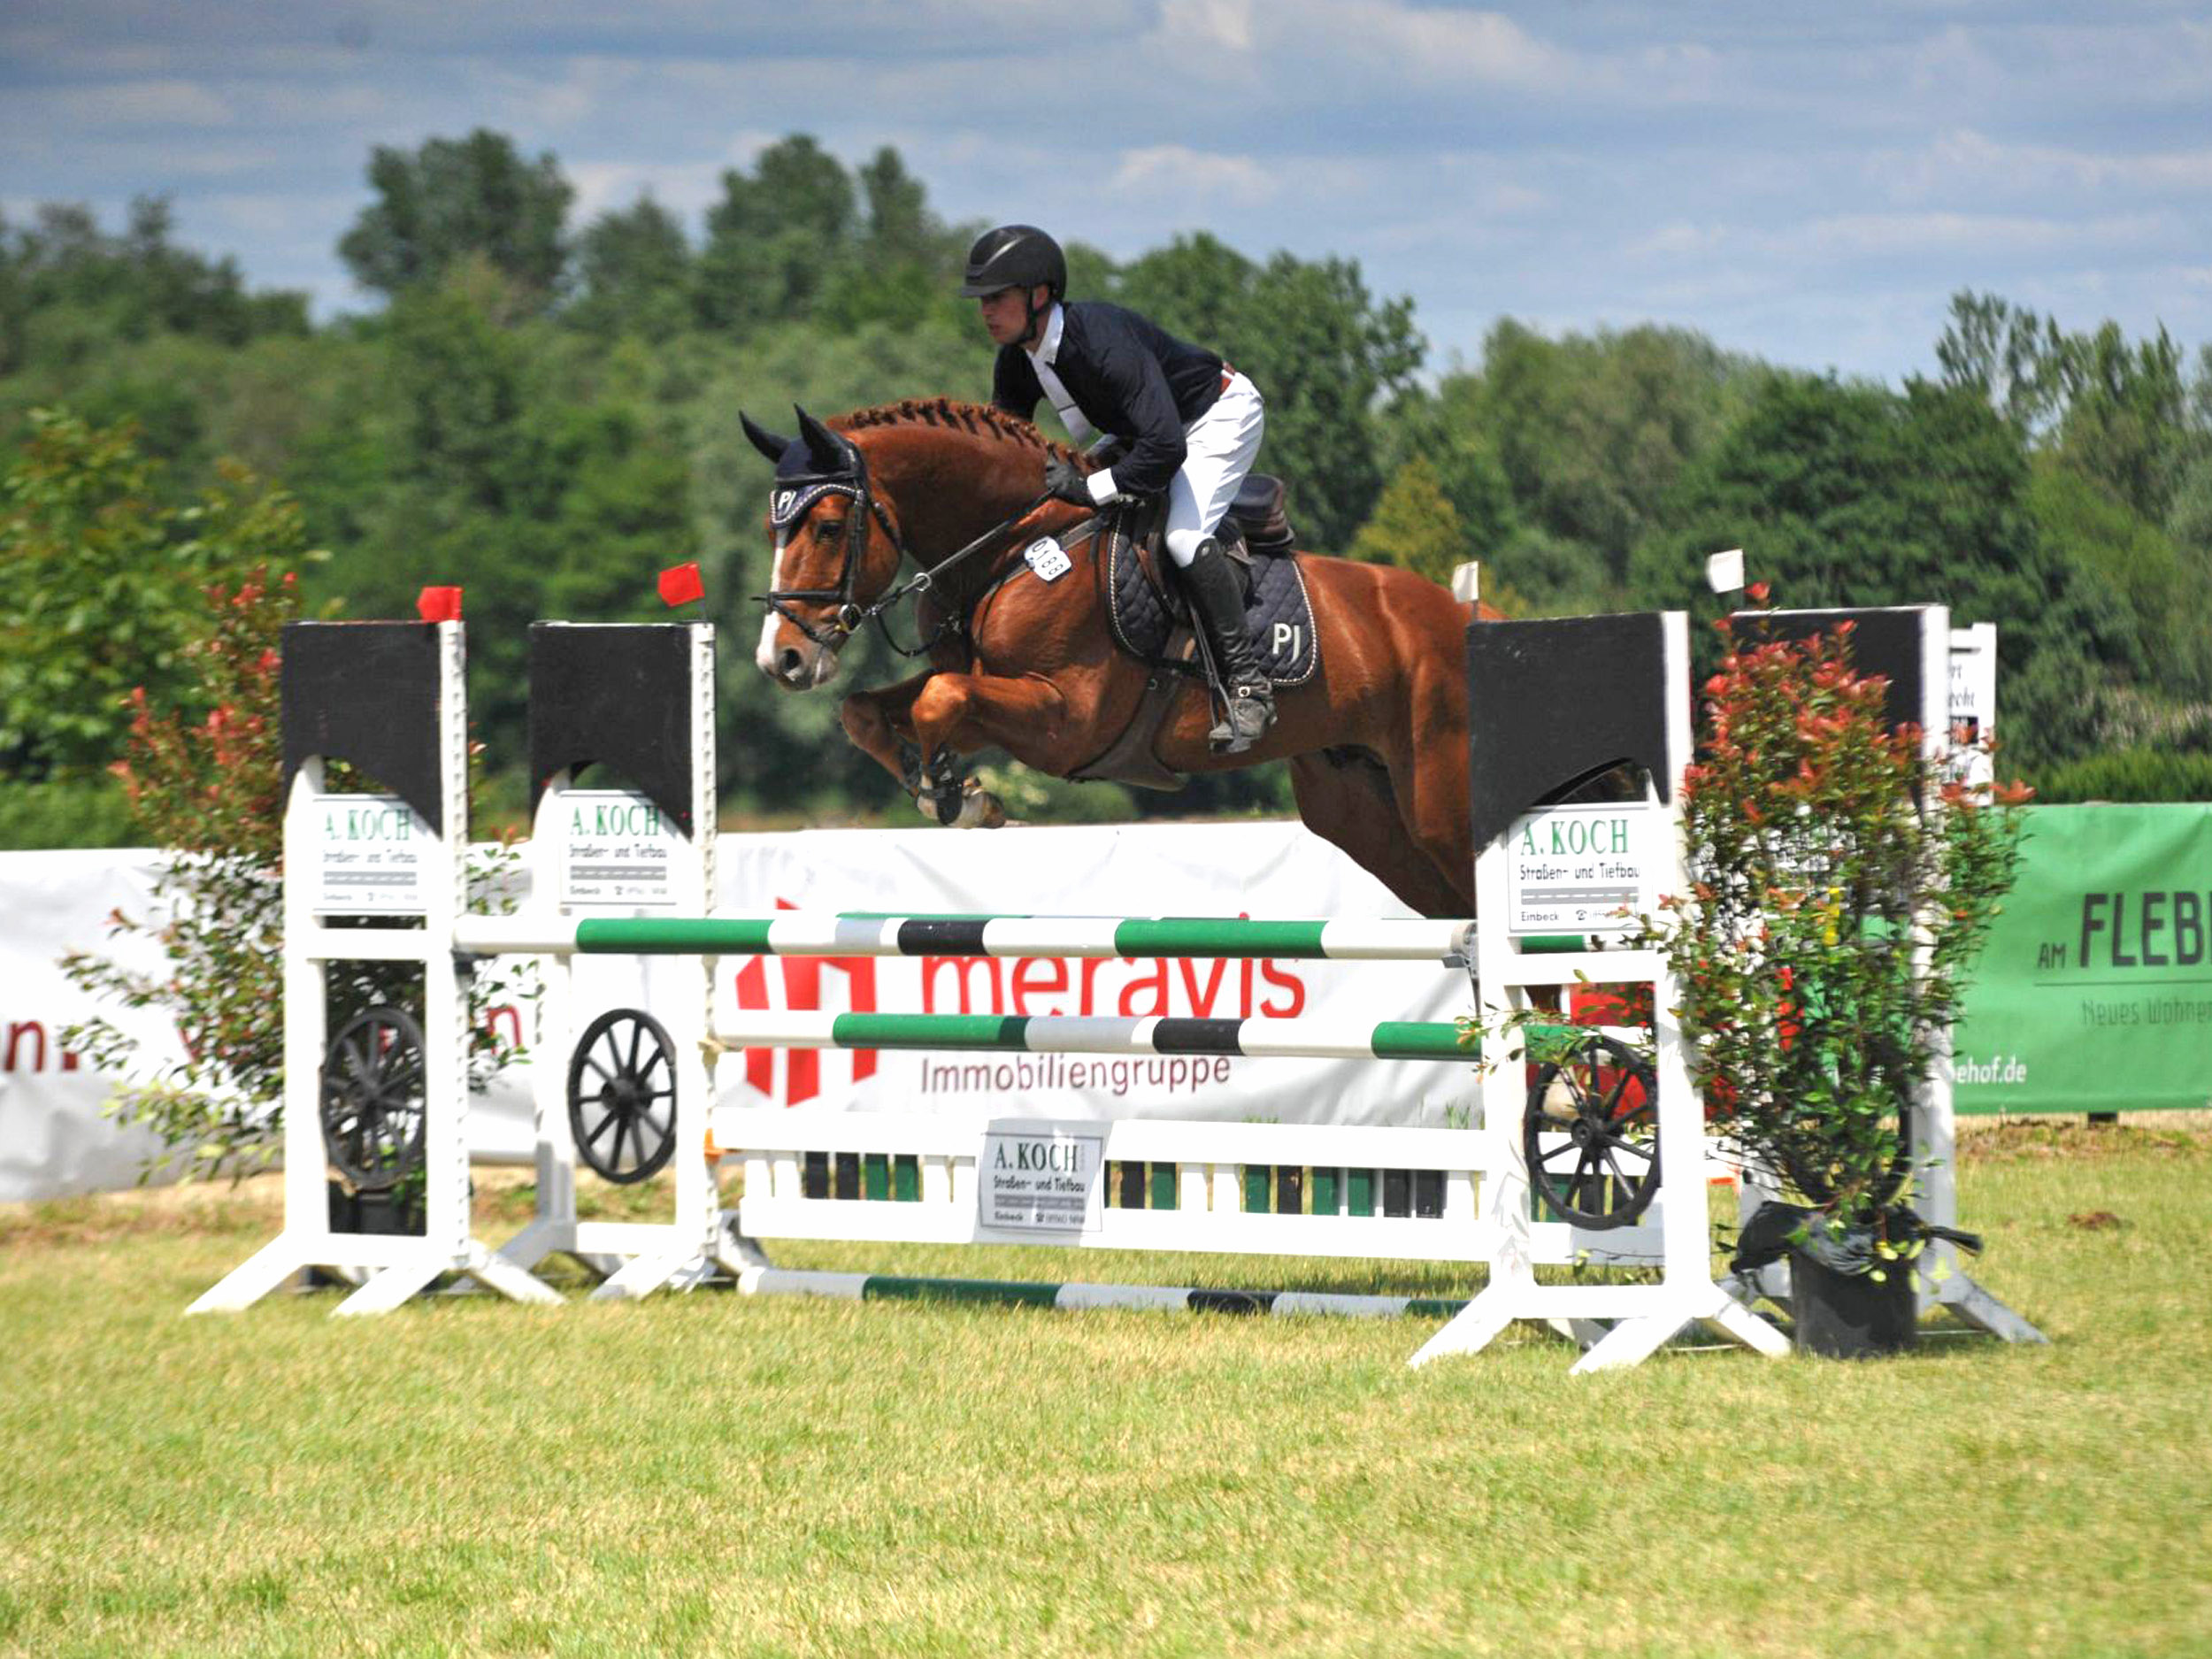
top-left (320, 1004), bottom-right (429, 1193)
top-left (1521, 1029), bottom-right (1661, 1229)
top-left (567, 1008), bottom-right (680, 1185)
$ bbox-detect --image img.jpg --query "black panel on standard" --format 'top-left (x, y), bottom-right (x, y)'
top-left (527, 624), bottom-right (698, 839)
top-left (1465, 611), bottom-right (1672, 852)
top-left (1726, 608), bottom-right (1929, 736)
top-left (280, 621), bottom-right (447, 837)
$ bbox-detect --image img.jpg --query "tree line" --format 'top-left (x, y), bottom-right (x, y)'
top-left (4, 128), bottom-right (2209, 846)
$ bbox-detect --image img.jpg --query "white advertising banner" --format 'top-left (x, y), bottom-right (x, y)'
top-left (1, 822), bottom-right (1479, 1202)
top-left (0, 851), bottom-right (188, 1202)
top-left (705, 822), bottom-right (1479, 1133)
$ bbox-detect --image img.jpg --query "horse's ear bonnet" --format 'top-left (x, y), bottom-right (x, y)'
top-left (741, 411), bottom-right (793, 465)
top-left (795, 406), bottom-right (849, 473)
top-left (742, 409), bottom-right (833, 481)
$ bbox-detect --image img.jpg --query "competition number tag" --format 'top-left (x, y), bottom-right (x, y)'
top-left (1024, 537), bottom-right (1072, 582)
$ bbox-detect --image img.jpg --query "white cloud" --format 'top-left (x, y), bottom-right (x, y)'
top-left (55, 78), bottom-right (235, 128)
top-left (1155, 0), bottom-right (1254, 55)
top-left (1110, 146), bottom-right (1276, 206)
top-left (1261, 2), bottom-right (1584, 92)
top-left (1787, 209), bottom-right (2170, 261)
top-left (1886, 127), bottom-right (2212, 204)
top-left (1631, 221), bottom-right (1730, 260)
top-left (566, 158), bottom-right (728, 223)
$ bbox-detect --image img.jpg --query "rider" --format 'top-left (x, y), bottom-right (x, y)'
top-left (960, 224), bottom-right (1276, 754)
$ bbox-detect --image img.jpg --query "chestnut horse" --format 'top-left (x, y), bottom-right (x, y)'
top-left (742, 397), bottom-right (1479, 918)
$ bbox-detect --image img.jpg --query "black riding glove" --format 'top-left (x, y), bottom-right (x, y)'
top-left (1043, 456), bottom-right (1094, 507)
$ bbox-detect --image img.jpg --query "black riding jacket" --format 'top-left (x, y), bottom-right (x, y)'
top-left (990, 301), bottom-right (1226, 498)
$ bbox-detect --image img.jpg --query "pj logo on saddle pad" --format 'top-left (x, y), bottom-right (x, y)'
top-left (1104, 534), bottom-right (1320, 688)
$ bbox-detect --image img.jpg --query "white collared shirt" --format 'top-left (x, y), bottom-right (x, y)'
top-left (1025, 304), bottom-right (1122, 506)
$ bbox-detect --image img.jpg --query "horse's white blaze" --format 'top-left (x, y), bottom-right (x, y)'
top-left (754, 532), bottom-right (790, 676)
top-left (756, 529), bottom-right (843, 687)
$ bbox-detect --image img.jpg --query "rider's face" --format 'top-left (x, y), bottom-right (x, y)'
top-left (979, 284), bottom-right (1049, 348)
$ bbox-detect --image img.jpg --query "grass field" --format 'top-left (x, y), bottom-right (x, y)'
top-left (4, 1118), bottom-right (2208, 1658)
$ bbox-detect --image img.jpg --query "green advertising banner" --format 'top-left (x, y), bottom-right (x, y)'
top-left (1955, 803), bottom-right (2212, 1115)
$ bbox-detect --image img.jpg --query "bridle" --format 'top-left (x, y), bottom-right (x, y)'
top-left (756, 428), bottom-right (1056, 659)
top-left (758, 434), bottom-right (908, 649)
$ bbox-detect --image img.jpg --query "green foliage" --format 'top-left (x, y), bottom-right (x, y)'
top-left (568, 196), bottom-right (695, 343)
top-left (339, 130), bottom-right (572, 309)
top-left (1629, 373), bottom-right (2124, 766)
top-left (1347, 456), bottom-right (1463, 586)
top-left (2052, 321), bottom-right (2193, 525)
top-left (971, 761), bottom-right (1138, 826)
top-left (1934, 290), bottom-right (2072, 434)
top-left (0, 198), bottom-right (308, 378)
top-left (2027, 461), bottom-right (2205, 690)
top-left (58, 568), bottom-right (296, 1176)
top-left (696, 138), bottom-right (972, 344)
top-left (2026, 747), bottom-right (2212, 804)
top-left (1939, 290), bottom-right (2207, 526)
top-left (0, 411), bottom-right (318, 786)
top-left (1421, 321), bottom-right (1757, 610)
top-left (1635, 612), bottom-right (2028, 1227)
top-left (0, 773), bottom-right (136, 849)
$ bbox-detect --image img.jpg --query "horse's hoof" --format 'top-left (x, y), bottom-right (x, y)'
top-left (954, 787), bottom-right (1006, 830)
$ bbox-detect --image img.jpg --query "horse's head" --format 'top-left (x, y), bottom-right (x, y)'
top-left (742, 406), bottom-right (905, 690)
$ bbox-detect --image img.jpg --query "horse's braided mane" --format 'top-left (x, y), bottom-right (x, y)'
top-left (833, 397), bottom-right (1083, 465)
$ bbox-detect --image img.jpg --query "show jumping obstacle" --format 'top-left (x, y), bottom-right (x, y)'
top-left (188, 621), bottom-right (562, 1314)
top-left (195, 599), bottom-right (2033, 1366)
top-left (190, 622), bottom-right (753, 1315)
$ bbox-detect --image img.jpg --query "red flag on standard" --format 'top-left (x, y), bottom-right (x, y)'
top-left (658, 561), bottom-right (705, 608)
top-left (417, 586), bottom-right (464, 622)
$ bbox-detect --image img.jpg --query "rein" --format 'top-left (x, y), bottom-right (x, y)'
top-left (857, 488), bottom-right (1060, 658)
top-left (755, 428), bottom-right (1062, 659)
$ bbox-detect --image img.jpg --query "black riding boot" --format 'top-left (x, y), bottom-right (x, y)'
top-left (1181, 537), bottom-right (1277, 754)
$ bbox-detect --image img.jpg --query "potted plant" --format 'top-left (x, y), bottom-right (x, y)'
top-left (326, 1165), bottom-right (427, 1238)
top-left (1635, 602), bottom-right (2030, 1356)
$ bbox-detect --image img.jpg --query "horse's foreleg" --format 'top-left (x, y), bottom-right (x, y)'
top-left (905, 672), bottom-right (1073, 827)
top-left (839, 674), bottom-right (943, 811)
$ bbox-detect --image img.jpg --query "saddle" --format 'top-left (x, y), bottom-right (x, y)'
top-left (1070, 474), bottom-right (1319, 790)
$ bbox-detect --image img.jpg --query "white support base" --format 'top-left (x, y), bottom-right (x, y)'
top-left (188, 1232), bottom-right (562, 1314)
top-left (587, 1238), bottom-right (758, 1302)
top-left (1933, 1272), bottom-right (2047, 1344)
top-left (187, 1235), bottom-right (327, 1314)
top-left (1409, 1279), bottom-right (1790, 1371)
top-left (336, 1240), bottom-right (565, 1315)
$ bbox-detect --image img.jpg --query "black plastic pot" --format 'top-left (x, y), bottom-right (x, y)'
top-left (326, 1179), bottom-right (426, 1239)
top-left (1789, 1247), bottom-right (1916, 1358)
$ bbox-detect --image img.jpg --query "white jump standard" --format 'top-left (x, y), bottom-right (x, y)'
top-left (189, 620), bottom-right (561, 1315)
top-left (490, 621), bottom-right (750, 1301)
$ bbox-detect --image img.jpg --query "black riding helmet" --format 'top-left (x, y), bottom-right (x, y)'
top-left (957, 225), bottom-right (1066, 300)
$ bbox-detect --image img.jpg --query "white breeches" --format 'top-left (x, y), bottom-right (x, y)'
top-left (1164, 373), bottom-right (1264, 567)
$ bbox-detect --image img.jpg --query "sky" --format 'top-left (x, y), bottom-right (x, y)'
top-left (4, 1), bottom-right (2208, 385)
